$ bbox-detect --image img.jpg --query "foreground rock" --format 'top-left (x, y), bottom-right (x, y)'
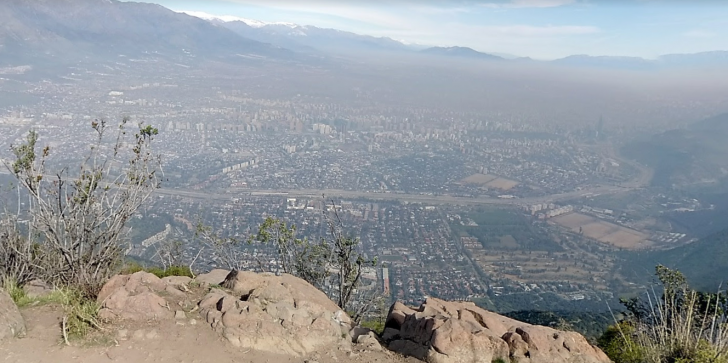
top-left (22, 280), bottom-right (52, 299)
top-left (0, 289), bottom-right (26, 341)
top-left (199, 270), bottom-right (352, 357)
top-left (384, 298), bottom-right (611, 363)
top-left (192, 269), bottom-right (230, 287)
top-left (97, 271), bottom-right (190, 321)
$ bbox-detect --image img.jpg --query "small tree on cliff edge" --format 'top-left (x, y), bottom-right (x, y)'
top-left (6, 118), bottom-right (161, 295)
top-left (249, 202), bottom-right (377, 322)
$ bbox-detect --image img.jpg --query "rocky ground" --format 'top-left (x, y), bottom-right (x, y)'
top-left (0, 304), bottom-right (413, 363)
top-left (0, 269), bottom-right (611, 363)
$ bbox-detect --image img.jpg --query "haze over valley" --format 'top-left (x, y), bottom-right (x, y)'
top-left (2, 0), bottom-right (728, 315)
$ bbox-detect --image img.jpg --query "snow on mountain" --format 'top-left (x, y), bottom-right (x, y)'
top-left (178, 10), bottom-right (298, 29)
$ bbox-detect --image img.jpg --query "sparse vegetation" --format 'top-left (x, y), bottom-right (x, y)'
top-left (2, 277), bottom-right (100, 341)
top-left (0, 119), bottom-right (161, 343)
top-left (599, 265), bottom-right (728, 363)
top-left (120, 261), bottom-right (193, 278)
top-left (197, 201), bottom-right (379, 323)
top-left (4, 119), bottom-right (161, 296)
top-left (0, 215), bottom-right (40, 285)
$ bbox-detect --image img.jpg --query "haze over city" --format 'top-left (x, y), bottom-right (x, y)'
top-left (1, 1), bottom-right (728, 362)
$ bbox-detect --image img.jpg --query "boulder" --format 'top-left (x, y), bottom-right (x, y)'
top-left (161, 275), bottom-right (192, 288)
top-left (22, 279), bottom-right (52, 298)
top-left (198, 271), bottom-right (352, 357)
top-left (192, 269), bottom-right (231, 287)
top-left (0, 289), bottom-right (26, 340)
top-left (356, 331), bottom-right (384, 352)
top-left (97, 271), bottom-right (174, 321)
top-left (384, 298), bottom-right (611, 363)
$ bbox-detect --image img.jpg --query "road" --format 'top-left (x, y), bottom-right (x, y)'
top-left (1, 155), bottom-right (649, 207)
top-left (156, 183), bottom-right (633, 206)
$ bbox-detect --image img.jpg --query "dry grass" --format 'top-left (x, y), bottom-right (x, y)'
top-left (552, 213), bottom-right (648, 250)
top-left (605, 266), bottom-right (728, 363)
top-left (2, 278), bottom-right (102, 341)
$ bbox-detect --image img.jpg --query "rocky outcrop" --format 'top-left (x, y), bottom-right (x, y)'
top-left (198, 270), bottom-right (352, 357)
top-left (97, 271), bottom-right (190, 321)
top-left (0, 289), bottom-right (25, 341)
top-left (192, 269), bottom-right (230, 287)
top-left (383, 298), bottom-right (611, 363)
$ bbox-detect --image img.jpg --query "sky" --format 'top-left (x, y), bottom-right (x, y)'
top-left (142, 0), bottom-right (728, 60)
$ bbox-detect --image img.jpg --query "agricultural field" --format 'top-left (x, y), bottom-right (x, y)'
top-left (551, 213), bottom-right (651, 250)
top-left (449, 207), bottom-right (621, 294)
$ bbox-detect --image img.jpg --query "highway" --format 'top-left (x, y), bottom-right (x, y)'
top-left (1, 161), bottom-right (649, 207)
top-left (156, 184), bottom-right (634, 206)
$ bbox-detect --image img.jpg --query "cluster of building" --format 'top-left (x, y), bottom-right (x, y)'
top-left (526, 204), bottom-right (575, 219)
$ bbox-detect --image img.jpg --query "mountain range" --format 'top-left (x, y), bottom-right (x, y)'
top-left (182, 10), bottom-right (728, 68)
top-left (0, 0), bottom-right (296, 65)
top-left (0, 0), bottom-right (726, 70)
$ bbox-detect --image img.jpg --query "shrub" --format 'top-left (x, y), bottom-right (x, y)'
top-left (2, 278), bottom-right (100, 341)
top-left (602, 265), bottom-right (728, 363)
top-left (120, 262), bottom-right (192, 279)
top-left (360, 318), bottom-right (385, 335)
top-left (0, 215), bottom-right (40, 285)
top-left (8, 119), bottom-right (161, 296)
top-left (597, 321), bottom-right (644, 363)
top-left (58, 288), bottom-right (102, 340)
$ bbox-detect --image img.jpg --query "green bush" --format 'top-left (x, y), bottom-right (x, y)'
top-left (597, 321), bottom-right (644, 363)
top-left (60, 288), bottom-right (101, 340)
top-left (158, 265), bottom-right (193, 278)
top-left (119, 261), bottom-right (145, 275)
top-left (360, 318), bottom-right (386, 335)
top-left (2, 278), bottom-right (100, 340)
top-left (120, 262), bottom-right (193, 278)
top-left (601, 265), bottom-right (728, 363)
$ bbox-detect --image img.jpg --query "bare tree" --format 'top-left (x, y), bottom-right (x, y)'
top-left (250, 217), bottom-right (331, 287)
top-left (153, 239), bottom-right (183, 270)
top-left (7, 118), bottom-right (161, 294)
top-left (323, 203), bottom-right (378, 320)
top-left (195, 222), bottom-right (248, 272)
top-left (0, 214), bottom-right (40, 285)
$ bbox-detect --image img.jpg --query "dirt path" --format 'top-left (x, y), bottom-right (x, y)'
top-left (1, 305), bottom-right (414, 363)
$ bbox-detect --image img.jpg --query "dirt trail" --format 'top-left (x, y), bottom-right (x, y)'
top-left (1, 305), bottom-right (413, 363)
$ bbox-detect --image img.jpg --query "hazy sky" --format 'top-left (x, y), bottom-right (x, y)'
top-left (143, 0), bottom-right (728, 60)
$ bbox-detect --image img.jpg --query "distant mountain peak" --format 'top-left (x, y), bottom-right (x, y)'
top-left (178, 10), bottom-right (298, 29)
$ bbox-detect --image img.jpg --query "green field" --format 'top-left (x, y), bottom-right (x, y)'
top-left (450, 207), bottom-right (562, 252)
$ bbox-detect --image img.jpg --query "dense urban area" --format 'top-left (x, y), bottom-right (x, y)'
top-left (0, 58), bottom-right (720, 313)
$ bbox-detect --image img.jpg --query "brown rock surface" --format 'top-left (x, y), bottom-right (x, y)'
top-left (199, 271), bottom-right (352, 356)
top-left (22, 280), bottom-right (52, 299)
top-left (96, 271), bottom-right (174, 321)
top-left (384, 298), bottom-right (612, 363)
top-left (0, 290), bottom-right (25, 341)
top-left (192, 269), bottom-right (230, 287)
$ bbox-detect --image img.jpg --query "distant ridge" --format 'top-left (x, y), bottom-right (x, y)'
top-left (552, 55), bottom-right (654, 69)
top-left (0, 0), bottom-right (298, 64)
top-left (421, 46), bottom-right (504, 60)
top-left (552, 51), bottom-right (728, 69)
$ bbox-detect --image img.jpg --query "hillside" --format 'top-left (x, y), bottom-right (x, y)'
top-left (621, 112), bottom-right (728, 188)
top-left (621, 227), bottom-right (728, 291)
top-left (220, 20), bottom-right (411, 55)
top-left (0, 0), bottom-right (297, 65)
